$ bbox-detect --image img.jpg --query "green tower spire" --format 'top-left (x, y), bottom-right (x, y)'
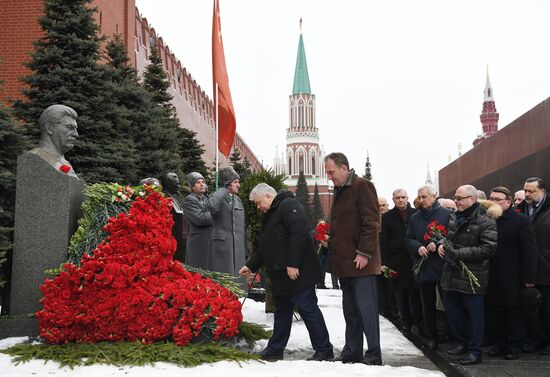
top-left (292, 19), bottom-right (311, 95)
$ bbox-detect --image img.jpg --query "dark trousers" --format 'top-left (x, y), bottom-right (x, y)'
top-left (394, 288), bottom-right (412, 326)
top-left (487, 303), bottom-right (523, 353)
top-left (331, 274), bottom-right (340, 289)
top-left (419, 281), bottom-right (442, 340)
top-left (377, 275), bottom-right (397, 317)
top-left (444, 291), bottom-right (484, 357)
top-left (410, 284), bottom-right (424, 334)
top-left (267, 287), bottom-right (332, 353)
top-left (340, 275), bottom-right (382, 364)
top-left (526, 285), bottom-right (550, 347)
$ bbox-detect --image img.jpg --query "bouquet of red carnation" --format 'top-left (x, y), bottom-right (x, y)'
top-left (382, 266), bottom-right (398, 279)
top-left (314, 221), bottom-right (330, 254)
top-left (247, 272), bottom-right (262, 289)
top-left (424, 220), bottom-right (481, 293)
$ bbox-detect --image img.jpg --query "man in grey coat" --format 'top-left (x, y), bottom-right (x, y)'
top-left (183, 172), bottom-right (216, 269)
top-left (211, 167), bottom-right (247, 277)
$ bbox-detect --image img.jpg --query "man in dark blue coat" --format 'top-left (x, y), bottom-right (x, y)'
top-left (239, 183), bottom-right (333, 361)
top-left (486, 186), bottom-right (537, 360)
top-left (405, 184), bottom-right (452, 350)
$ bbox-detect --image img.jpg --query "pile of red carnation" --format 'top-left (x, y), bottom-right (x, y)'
top-left (37, 191), bottom-right (242, 345)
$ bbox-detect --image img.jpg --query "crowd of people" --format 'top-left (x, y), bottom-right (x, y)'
top-left (179, 151), bottom-right (549, 367)
top-left (378, 178), bottom-right (549, 365)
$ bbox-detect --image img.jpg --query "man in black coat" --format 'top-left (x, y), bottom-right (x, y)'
top-left (239, 183), bottom-right (333, 361)
top-left (438, 185), bottom-right (498, 365)
top-left (519, 177), bottom-right (550, 354)
top-left (381, 189), bottom-right (417, 333)
top-left (486, 187), bottom-right (537, 360)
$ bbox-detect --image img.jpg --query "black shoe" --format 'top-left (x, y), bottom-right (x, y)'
top-left (447, 344), bottom-right (467, 356)
top-left (539, 345), bottom-right (550, 355)
top-left (399, 321), bottom-right (412, 335)
top-left (331, 355), bottom-right (362, 364)
top-left (258, 348), bottom-right (283, 361)
top-left (459, 353), bottom-right (482, 365)
top-left (488, 347), bottom-right (504, 357)
top-left (307, 350), bottom-right (334, 361)
top-left (426, 339), bottom-right (438, 351)
top-left (504, 352), bottom-right (519, 360)
top-left (522, 342), bottom-right (537, 353)
top-left (359, 358), bottom-right (382, 366)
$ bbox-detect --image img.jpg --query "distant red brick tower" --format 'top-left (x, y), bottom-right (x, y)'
top-left (473, 67), bottom-right (500, 147)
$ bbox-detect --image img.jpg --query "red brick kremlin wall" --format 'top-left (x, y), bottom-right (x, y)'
top-left (0, 0), bottom-right (43, 103)
top-left (439, 97), bottom-right (550, 197)
top-left (0, 0), bottom-right (262, 172)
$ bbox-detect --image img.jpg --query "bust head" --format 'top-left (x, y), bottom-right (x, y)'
top-left (160, 172), bottom-right (181, 195)
top-left (38, 105), bottom-right (78, 155)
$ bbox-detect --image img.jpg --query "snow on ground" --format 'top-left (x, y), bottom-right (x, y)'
top-left (0, 283), bottom-right (444, 377)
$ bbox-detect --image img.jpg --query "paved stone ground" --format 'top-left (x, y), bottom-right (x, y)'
top-left (437, 345), bottom-right (550, 377)
top-left (390, 317), bottom-right (550, 377)
top-left (282, 348), bottom-right (441, 371)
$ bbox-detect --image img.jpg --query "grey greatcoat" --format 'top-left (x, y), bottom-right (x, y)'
top-left (210, 188), bottom-right (247, 276)
top-left (183, 192), bottom-right (219, 270)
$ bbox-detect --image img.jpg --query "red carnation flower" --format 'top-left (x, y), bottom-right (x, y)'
top-left (59, 164), bottom-right (71, 173)
top-left (37, 191), bottom-right (242, 346)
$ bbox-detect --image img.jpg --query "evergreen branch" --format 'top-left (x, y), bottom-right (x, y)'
top-left (0, 341), bottom-right (260, 368)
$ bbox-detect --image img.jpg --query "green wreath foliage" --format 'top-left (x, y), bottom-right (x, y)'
top-left (0, 321), bottom-right (270, 368)
top-left (67, 183), bottom-right (161, 264)
top-left (1, 341), bottom-right (256, 368)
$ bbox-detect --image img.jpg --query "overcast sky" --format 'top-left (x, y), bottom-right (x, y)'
top-left (135, 0), bottom-right (550, 202)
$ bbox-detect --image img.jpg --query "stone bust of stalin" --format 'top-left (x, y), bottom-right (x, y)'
top-left (29, 104), bottom-right (79, 178)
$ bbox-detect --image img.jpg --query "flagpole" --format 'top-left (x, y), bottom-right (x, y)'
top-left (215, 82), bottom-right (219, 191)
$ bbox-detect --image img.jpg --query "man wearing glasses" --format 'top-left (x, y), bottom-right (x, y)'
top-left (519, 177), bottom-right (550, 354)
top-left (485, 187), bottom-right (537, 360)
top-left (437, 185), bottom-right (497, 365)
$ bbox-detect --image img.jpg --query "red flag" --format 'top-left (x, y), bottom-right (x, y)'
top-left (212, 0), bottom-right (236, 157)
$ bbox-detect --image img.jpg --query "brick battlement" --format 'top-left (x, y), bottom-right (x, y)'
top-left (0, 0), bottom-right (262, 172)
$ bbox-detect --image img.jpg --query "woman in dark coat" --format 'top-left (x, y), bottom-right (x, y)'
top-left (240, 184), bottom-right (333, 361)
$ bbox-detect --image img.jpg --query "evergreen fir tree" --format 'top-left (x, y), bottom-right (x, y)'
top-left (142, 43), bottom-right (177, 118)
top-left (0, 100), bottom-right (26, 304)
top-left (312, 183), bottom-right (324, 223)
top-left (229, 146), bottom-right (242, 168)
top-left (295, 171), bottom-right (313, 228)
top-left (140, 38), bottom-right (184, 179)
top-left (229, 146), bottom-right (252, 182)
top-left (102, 34), bottom-right (143, 183)
top-left (242, 156), bottom-right (253, 181)
top-left (363, 151), bottom-right (373, 181)
top-left (13, 0), bottom-right (136, 184)
top-left (178, 127), bottom-right (210, 185)
top-left (238, 169), bottom-right (287, 251)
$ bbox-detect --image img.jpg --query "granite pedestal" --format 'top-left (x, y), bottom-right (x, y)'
top-left (8, 152), bottom-right (84, 318)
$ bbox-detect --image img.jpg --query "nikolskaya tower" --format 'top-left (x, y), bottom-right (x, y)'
top-left (273, 19), bottom-right (333, 216)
